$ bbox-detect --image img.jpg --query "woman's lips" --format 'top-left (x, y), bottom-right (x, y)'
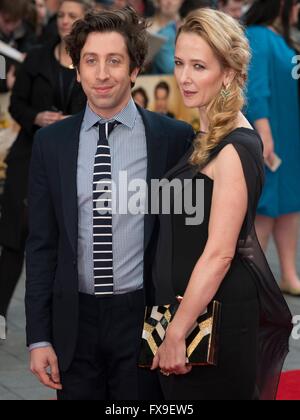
top-left (183, 90), bottom-right (197, 98)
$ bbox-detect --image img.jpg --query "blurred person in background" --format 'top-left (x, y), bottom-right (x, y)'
top-left (45, 0), bottom-right (62, 13)
top-left (154, 80), bottom-right (174, 117)
top-left (0, 0), bottom-right (37, 92)
top-left (129, 0), bottom-right (155, 16)
top-left (245, 0), bottom-right (300, 296)
top-left (39, 0), bottom-right (60, 45)
top-left (148, 0), bottom-right (184, 74)
top-left (26, 0), bottom-right (49, 39)
top-left (218, 0), bottom-right (244, 20)
top-left (180, 0), bottom-right (213, 18)
top-left (113, 0), bottom-right (154, 15)
top-left (132, 87), bottom-right (149, 108)
top-left (241, 0), bottom-right (254, 15)
top-left (113, 0), bottom-right (128, 7)
top-left (34, 0), bottom-right (49, 37)
top-left (0, 0), bottom-right (91, 340)
top-left (291, 0), bottom-right (300, 47)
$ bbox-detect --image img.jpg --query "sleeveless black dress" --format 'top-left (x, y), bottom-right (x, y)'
top-left (152, 128), bottom-right (292, 400)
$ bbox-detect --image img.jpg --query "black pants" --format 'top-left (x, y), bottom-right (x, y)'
top-left (0, 246), bottom-right (25, 317)
top-left (57, 290), bottom-right (148, 400)
top-left (0, 240), bottom-right (27, 319)
top-left (0, 205), bottom-right (27, 318)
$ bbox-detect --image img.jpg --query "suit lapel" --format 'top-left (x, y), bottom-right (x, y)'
top-left (137, 107), bottom-right (169, 251)
top-left (59, 111), bottom-right (85, 256)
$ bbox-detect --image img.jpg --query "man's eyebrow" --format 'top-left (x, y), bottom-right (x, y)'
top-left (82, 52), bottom-right (125, 58)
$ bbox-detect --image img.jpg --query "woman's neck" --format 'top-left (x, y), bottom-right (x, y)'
top-left (198, 108), bottom-right (209, 134)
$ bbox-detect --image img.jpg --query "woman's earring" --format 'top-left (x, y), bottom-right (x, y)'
top-left (220, 85), bottom-right (231, 108)
top-left (220, 86), bottom-right (230, 101)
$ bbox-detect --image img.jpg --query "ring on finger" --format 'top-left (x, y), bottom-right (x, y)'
top-left (160, 369), bottom-right (171, 377)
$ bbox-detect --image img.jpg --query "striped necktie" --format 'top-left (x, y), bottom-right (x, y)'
top-left (93, 121), bottom-right (120, 297)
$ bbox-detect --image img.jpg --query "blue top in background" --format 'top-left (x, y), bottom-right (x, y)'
top-left (246, 26), bottom-right (300, 217)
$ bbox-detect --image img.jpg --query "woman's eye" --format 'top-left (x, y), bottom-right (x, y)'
top-left (87, 59), bottom-right (96, 65)
top-left (194, 64), bottom-right (205, 70)
top-left (174, 61), bottom-right (182, 66)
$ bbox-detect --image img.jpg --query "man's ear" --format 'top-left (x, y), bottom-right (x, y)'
top-left (76, 67), bottom-right (81, 83)
top-left (130, 67), bottom-right (140, 85)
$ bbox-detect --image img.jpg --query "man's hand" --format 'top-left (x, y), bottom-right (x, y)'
top-left (6, 65), bottom-right (16, 91)
top-left (30, 347), bottom-right (63, 390)
top-left (34, 112), bottom-right (63, 128)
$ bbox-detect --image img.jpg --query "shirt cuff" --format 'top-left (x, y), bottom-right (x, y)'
top-left (29, 342), bottom-right (52, 352)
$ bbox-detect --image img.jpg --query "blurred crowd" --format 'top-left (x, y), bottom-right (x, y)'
top-left (0, 0), bottom-right (300, 335)
top-left (1, 0), bottom-right (299, 91)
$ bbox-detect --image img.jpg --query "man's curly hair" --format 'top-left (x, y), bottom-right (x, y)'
top-left (65, 6), bottom-right (149, 74)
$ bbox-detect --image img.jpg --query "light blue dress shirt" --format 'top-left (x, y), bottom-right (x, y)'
top-left (77, 99), bottom-right (147, 295)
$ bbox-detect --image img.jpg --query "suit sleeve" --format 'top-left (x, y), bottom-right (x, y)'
top-left (25, 130), bottom-right (59, 346)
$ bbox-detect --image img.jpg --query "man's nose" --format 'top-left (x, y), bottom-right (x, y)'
top-left (96, 64), bottom-right (110, 80)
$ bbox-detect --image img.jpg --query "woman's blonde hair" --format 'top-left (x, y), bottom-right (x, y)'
top-left (177, 8), bottom-right (251, 167)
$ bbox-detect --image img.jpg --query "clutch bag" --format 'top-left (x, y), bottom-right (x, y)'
top-left (139, 299), bottom-right (221, 367)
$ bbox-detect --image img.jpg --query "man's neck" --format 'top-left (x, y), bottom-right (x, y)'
top-left (88, 97), bottom-right (132, 120)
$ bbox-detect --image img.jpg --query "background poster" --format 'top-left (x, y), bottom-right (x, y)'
top-left (134, 75), bottom-right (200, 132)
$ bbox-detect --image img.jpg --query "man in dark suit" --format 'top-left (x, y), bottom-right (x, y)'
top-left (26, 7), bottom-right (194, 400)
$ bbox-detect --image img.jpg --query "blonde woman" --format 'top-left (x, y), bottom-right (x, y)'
top-left (149, 9), bottom-right (292, 400)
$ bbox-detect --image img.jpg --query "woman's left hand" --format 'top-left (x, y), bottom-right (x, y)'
top-left (151, 326), bottom-right (192, 376)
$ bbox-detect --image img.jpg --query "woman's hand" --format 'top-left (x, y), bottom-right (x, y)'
top-left (261, 131), bottom-right (275, 165)
top-left (151, 324), bottom-right (192, 376)
top-left (254, 118), bottom-right (275, 166)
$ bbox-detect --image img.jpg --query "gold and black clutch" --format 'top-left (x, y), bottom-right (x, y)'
top-left (139, 299), bottom-right (221, 367)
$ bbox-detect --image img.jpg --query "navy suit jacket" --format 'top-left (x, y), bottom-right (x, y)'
top-left (25, 106), bottom-right (195, 371)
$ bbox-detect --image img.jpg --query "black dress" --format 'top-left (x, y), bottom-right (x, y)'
top-left (152, 128), bottom-right (292, 400)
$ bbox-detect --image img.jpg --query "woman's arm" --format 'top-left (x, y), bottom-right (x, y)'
top-left (253, 118), bottom-right (275, 164)
top-left (152, 144), bottom-right (248, 375)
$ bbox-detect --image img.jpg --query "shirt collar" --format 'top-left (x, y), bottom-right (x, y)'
top-left (83, 98), bottom-right (137, 132)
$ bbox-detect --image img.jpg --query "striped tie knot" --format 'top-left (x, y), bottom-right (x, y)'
top-left (98, 120), bottom-right (121, 141)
